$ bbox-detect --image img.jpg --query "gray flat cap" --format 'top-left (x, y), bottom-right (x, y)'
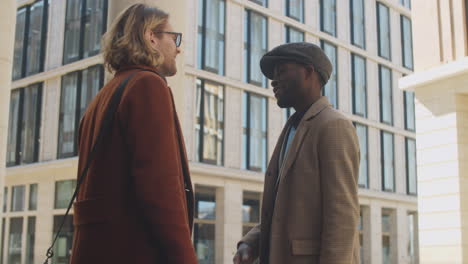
top-left (260, 42), bottom-right (333, 84)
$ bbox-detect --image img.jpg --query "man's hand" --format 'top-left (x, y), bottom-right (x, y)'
top-left (233, 243), bottom-right (255, 264)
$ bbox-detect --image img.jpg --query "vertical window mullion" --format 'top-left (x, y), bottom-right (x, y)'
top-left (21, 7), bottom-right (31, 78)
top-left (74, 71), bottom-right (83, 155)
top-left (201, 0), bottom-right (207, 70)
top-left (79, 0), bottom-right (86, 59)
top-left (246, 93), bottom-right (251, 170)
top-left (33, 84), bottom-right (43, 162)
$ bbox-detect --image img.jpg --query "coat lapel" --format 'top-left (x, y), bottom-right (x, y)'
top-left (274, 97), bottom-right (331, 190)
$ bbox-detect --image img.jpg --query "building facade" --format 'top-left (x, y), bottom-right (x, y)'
top-left (0, 0), bottom-right (418, 263)
top-left (401, 0), bottom-right (468, 263)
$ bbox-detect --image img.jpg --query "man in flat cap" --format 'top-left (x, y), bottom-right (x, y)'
top-left (233, 42), bottom-right (360, 264)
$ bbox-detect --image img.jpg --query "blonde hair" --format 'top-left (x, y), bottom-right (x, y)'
top-left (102, 3), bottom-right (169, 72)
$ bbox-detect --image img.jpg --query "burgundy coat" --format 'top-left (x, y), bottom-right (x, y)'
top-left (70, 65), bottom-right (197, 264)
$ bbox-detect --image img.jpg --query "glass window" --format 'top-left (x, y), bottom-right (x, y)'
top-left (58, 65), bottom-right (103, 158)
top-left (12, 1), bottom-right (48, 80)
top-left (58, 72), bottom-right (79, 158)
top-left (53, 215), bottom-right (74, 264)
top-left (286, 0), bottom-right (304, 22)
top-left (26, 217), bottom-right (36, 264)
top-left (350, 0), bottom-right (365, 48)
top-left (29, 184), bottom-right (38, 211)
top-left (194, 186), bottom-right (216, 264)
top-left (400, 0), bottom-right (411, 9)
top-left (6, 84), bottom-right (43, 167)
top-left (408, 212), bottom-right (418, 263)
top-left (406, 138), bottom-right (417, 195)
top-left (249, 0), bottom-right (267, 7)
top-left (12, 8), bottom-right (27, 80)
top-left (355, 124), bottom-right (368, 188)
top-left (1, 218), bottom-right (5, 264)
top-left (242, 192), bottom-right (261, 235)
top-left (20, 84), bottom-right (43, 164)
top-left (6, 90), bottom-right (21, 167)
top-left (285, 26), bottom-right (304, 43)
top-left (194, 79), bottom-right (224, 166)
top-left (242, 92), bottom-right (268, 172)
top-left (359, 208), bottom-right (365, 264)
top-left (320, 0), bottom-right (336, 36)
top-left (381, 131), bottom-right (395, 192)
top-left (352, 54), bottom-right (367, 117)
top-left (382, 209), bottom-right (393, 264)
top-left (283, 107), bottom-right (296, 125)
top-left (63, 0), bottom-right (108, 64)
top-left (377, 3), bottom-right (391, 60)
top-left (197, 0), bottom-right (225, 75)
top-left (379, 65), bottom-right (393, 125)
top-left (55, 180), bottom-right (77, 209)
top-left (404, 91), bottom-right (415, 131)
top-left (83, 0), bottom-right (107, 58)
top-left (11, 186), bottom-right (25, 212)
top-left (8, 217), bottom-right (23, 264)
top-left (244, 10), bottom-right (268, 88)
top-left (401, 16), bottom-right (414, 69)
top-left (3, 188), bottom-right (8, 213)
top-left (26, 1), bottom-right (47, 76)
top-left (321, 41), bottom-right (338, 108)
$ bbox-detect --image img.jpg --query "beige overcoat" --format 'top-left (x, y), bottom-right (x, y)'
top-left (241, 96), bottom-right (361, 264)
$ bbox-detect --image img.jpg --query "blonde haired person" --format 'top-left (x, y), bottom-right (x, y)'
top-left (70, 3), bottom-right (197, 264)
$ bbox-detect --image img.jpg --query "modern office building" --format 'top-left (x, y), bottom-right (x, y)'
top-left (401, 0), bottom-right (468, 263)
top-left (0, 0), bottom-right (418, 263)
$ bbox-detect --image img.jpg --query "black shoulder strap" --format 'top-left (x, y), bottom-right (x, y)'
top-left (43, 69), bottom-right (161, 264)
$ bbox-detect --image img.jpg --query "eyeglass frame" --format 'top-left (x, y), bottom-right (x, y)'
top-left (153, 31), bottom-right (183, 47)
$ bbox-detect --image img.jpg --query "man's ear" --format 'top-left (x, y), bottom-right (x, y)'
top-left (303, 65), bottom-right (315, 79)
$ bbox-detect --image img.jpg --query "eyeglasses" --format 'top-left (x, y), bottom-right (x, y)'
top-left (153, 31), bottom-right (182, 47)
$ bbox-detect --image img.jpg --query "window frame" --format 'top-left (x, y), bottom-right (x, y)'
top-left (354, 123), bottom-right (369, 189)
top-left (286, 0), bottom-right (305, 23)
top-left (376, 2), bottom-right (392, 60)
top-left (321, 40), bottom-right (339, 108)
top-left (197, 0), bottom-right (226, 75)
top-left (242, 92), bottom-right (268, 172)
top-left (320, 0), bottom-right (337, 36)
top-left (381, 131), bottom-right (395, 192)
top-left (249, 0), bottom-right (268, 7)
top-left (406, 138), bottom-right (417, 195)
top-left (379, 65), bottom-right (393, 125)
top-left (62, 0), bottom-right (108, 64)
top-left (404, 91), bottom-right (416, 131)
top-left (244, 10), bottom-right (268, 88)
top-left (285, 25), bottom-right (305, 43)
top-left (12, 0), bottom-right (49, 80)
top-left (57, 65), bottom-right (104, 158)
top-left (351, 53), bottom-right (367, 117)
top-left (6, 84), bottom-right (43, 167)
top-left (400, 15), bottom-right (414, 70)
top-left (350, 0), bottom-right (366, 49)
top-left (195, 79), bottom-right (225, 166)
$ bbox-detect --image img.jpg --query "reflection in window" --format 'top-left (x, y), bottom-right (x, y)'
top-left (55, 180), bottom-right (77, 209)
top-left (29, 184), bottom-right (38, 211)
top-left (244, 10), bottom-right (268, 88)
top-left (249, 0), bottom-right (267, 7)
top-left (382, 209), bottom-right (393, 264)
top-left (197, 0), bottom-right (225, 75)
top-left (242, 93), bottom-right (268, 172)
top-left (379, 65), bottom-right (393, 125)
top-left (194, 186), bottom-right (216, 264)
top-left (408, 212), bottom-right (418, 263)
top-left (320, 0), bottom-right (336, 36)
top-left (381, 131), bottom-right (395, 192)
top-left (195, 79), bottom-right (224, 166)
top-left (352, 54), bottom-right (367, 117)
top-left (53, 215), bottom-right (74, 264)
top-left (8, 217), bottom-right (23, 264)
top-left (11, 186), bottom-right (25, 212)
top-left (404, 91), bottom-right (415, 131)
top-left (321, 40), bottom-right (338, 108)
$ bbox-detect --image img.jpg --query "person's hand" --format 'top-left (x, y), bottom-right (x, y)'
top-left (233, 243), bottom-right (255, 264)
